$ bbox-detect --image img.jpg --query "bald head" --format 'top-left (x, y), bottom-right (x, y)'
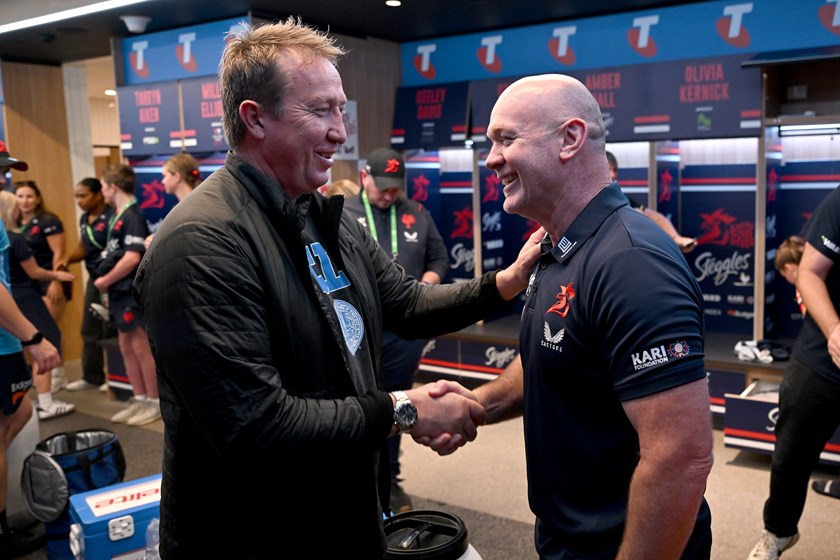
top-left (496, 74), bottom-right (606, 144)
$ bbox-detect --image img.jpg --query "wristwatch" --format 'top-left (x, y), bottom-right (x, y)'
top-left (391, 390), bottom-right (417, 434)
top-left (21, 331), bottom-right (44, 346)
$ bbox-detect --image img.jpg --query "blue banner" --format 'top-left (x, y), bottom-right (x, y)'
top-left (181, 76), bottom-right (228, 153)
top-left (402, 0), bottom-right (840, 86)
top-left (120, 18), bottom-right (246, 85)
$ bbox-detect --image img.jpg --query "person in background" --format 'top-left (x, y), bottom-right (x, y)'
top-left (606, 151), bottom-right (697, 253)
top-left (145, 153), bottom-right (201, 249)
top-left (0, 196), bottom-right (60, 557)
top-left (325, 178), bottom-right (360, 197)
top-left (13, 180), bottom-right (70, 392)
top-left (134, 19), bottom-right (541, 558)
top-left (429, 74), bottom-right (713, 559)
top-left (1, 191), bottom-right (75, 421)
top-left (59, 178), bottom-right (115, 392)
top-left (95, 165), bottom-right (159, 427)
top-left (343, 147), bottom-right (449, 513)
top-left (748, 186), bottom-right (840, 559)
top-left (775, 235), bottom-right (806, 317)
top-left (0, 141), bottom-right (28, 188)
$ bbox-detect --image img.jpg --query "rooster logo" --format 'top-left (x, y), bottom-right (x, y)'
top-left (547, 283), bottom-right (575, 318)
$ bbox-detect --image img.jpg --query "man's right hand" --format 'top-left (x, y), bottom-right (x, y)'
top-left (405, 382), bottom-right (485, 456)
top-left (28, 338), bottom-right (61, 372)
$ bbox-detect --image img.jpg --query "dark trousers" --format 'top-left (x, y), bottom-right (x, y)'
top-left (80, 279), bottom-right (109, 385)
top-left (382, 331), bottom-right (427, 483)
top-left (764, 358), bottom-right (840, 537)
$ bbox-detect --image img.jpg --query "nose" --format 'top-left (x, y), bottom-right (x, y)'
top-left (485, 144), bottom-right (502, 172)
top-left (329, 111), bottom-right (348, 145)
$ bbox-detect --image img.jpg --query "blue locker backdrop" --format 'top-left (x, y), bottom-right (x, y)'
top-left (682, 163), bottom-right (756, 334)
top-left (129, 152), bottom-right (226, 234)
top-left (437, 171), bottom-right (474, 282)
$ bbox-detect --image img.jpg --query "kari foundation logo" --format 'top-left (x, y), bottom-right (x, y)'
top-left (717, 3), bottom-right (753, 48)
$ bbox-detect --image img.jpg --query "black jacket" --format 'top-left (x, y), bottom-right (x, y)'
top-left (134, 153), bottom-right (510, 559)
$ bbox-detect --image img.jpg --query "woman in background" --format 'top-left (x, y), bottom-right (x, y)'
top-left (145, 153), bottom-right (201, 248)
top-left (13, 181), bottom-right (70, 393)
top-left (59, 178), bottom-right (115, 392)
top-left (0, 191), bottom-right (75, 420)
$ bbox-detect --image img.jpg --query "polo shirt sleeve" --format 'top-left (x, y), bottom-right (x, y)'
top-left (806, 186), bottom-right (840, 263)
top-left (591, 246), bottom-right (706, 402)
top-left (40, 213), bottom-right (64, 236)
top-left (121, 209), bottom-right (149, 254)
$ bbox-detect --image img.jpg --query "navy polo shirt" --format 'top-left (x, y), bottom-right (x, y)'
top-left (520, 183), bottom-right (708, 558)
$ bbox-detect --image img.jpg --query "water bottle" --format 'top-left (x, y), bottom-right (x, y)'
top-left (144, 518), bottom-right (161, 560)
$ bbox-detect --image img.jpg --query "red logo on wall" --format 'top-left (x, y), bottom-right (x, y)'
top-left (451, 207), bottom-right (474, 239)
top-left (411, 174), bottom-right (430, 202)
top-left (819, 4), bottom-right (840, 35)
top-left (696, 208), bottom-right (754, 248)
top-left (140, 180), bottom-right (166, 210)
top-left (483, 174), bottom-right (500, 203)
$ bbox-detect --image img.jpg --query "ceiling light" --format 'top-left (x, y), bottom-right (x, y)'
top-left (120, 14), bottom-right (151, 33)
top-left (104, 89), bottom-right (117, 96)
top-left (0, 0), bottom-right (154, 35)
top-left (385, 0), bottom-right (402, 6)
top-left (778, 123), bottom-right (840, 137)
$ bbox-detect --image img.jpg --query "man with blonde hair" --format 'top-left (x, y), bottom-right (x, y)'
top-left (135, 18), bottom-right (541, 558)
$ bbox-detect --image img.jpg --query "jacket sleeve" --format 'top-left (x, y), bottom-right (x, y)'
top-left (134, 219), bottom-right (393, 465)
top-left (353, 217), bottom-right (511, 339)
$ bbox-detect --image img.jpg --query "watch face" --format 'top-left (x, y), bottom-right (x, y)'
top-left (395, 400), bottom-right (418, 431)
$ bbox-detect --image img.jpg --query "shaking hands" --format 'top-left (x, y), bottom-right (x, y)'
top-left (402, 381), bottom-right (484, 456)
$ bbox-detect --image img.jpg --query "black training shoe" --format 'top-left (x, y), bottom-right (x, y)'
top-left (0, 528), bottom-right (47, 559)
top-left (813, 479), bottom-right (840, 500)
top-left (390, 482), bottom-right (413, 514)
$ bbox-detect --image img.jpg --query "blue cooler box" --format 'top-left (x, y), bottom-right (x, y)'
top-left (68, 474), bottom-right (162, 560)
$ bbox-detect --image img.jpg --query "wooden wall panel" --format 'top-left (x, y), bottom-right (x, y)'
top-left (332, 34), bottom-right (401, 182)
top-left (2, 61), bottom-right (82, 360)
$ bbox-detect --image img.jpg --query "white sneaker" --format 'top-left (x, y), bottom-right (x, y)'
top-left (99, 382), bottom-right (110, 392)
top-left (748, 530), bottom-right (800, 560)
top-left (51, 369), bottom-right (68, 393)
top-left (90, 303), bottom-right (110, 321)
top-left (127, 401), bottom-right (161, 426)
top-left (65, 379), bottom-right (98, 391)
top-left (111, 398), bottom-right (147, 423)
top-left (37, 400), bottom-right (75, 421)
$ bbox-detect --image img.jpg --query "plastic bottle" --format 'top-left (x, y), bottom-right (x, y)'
top-left (144, 518), bottom-right (161, 560)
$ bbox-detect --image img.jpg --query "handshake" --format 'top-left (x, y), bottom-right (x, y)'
top-left (400, 381), bottom-right (484, 456)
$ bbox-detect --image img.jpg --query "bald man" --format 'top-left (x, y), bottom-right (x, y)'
top-left (428, 74), bottom-right (713, 559)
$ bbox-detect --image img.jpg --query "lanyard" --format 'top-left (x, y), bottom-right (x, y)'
top-left (16, 217), bottom-right (35, 234)
top-left (107, 198), bottom-right (136, 243)
top-left (84, 221), bottom-right (104, 250)
top-left (361, 191), bottom-right (398, 259)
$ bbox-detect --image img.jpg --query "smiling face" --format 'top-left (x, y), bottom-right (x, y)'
top-left (485, 85), bottom-right (565, 221)
top-left (258, 52), bottom-right (347, 198)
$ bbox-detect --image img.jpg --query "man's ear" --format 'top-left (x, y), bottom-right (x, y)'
top-left (559, 118), bottom-right (587, 161)
top-left (239, 100), bottom-right (265, 140)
